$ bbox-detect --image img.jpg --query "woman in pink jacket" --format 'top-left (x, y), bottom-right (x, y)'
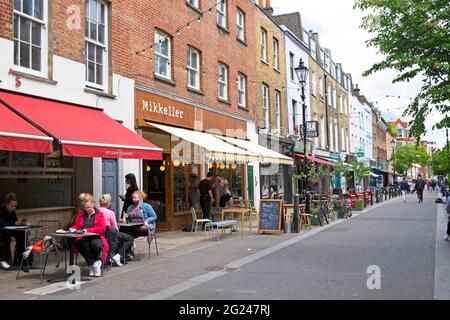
top-left (70, 193), bottom-right (108, 277)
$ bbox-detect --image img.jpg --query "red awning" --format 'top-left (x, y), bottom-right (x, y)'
top-left (295, 153), bottom-right (337, 167)
top-left (0, 91), bottom-right (162, 160)
top-left (0, 103), bottom-right (52, 153)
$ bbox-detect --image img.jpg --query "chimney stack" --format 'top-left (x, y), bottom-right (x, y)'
top-left (258, 0), bottom-right (274, 15)
top-left (353, 84), bottom-right (360, 96)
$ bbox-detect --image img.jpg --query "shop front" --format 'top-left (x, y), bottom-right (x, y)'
top-left (0, 90), bottom-right (162, 227)
top-left (135, 88), bottom-right (258, 231)
top-left (258, 134), bottom-right (294, 203)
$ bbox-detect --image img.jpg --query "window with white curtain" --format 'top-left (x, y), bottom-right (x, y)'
top-left (217, 0), bottom-right (227, 29)
top-left (237, 73), bottom-right (246, 108)
top-left (218, 63), bottom-right (228, 100)
top-left (311, 72), bottom-right (317, 96)
top-left (154, 30), bottom-right (171, 79)
top-left (261, 28), bottom-right (267, 62)
top-left (236, 9), bottom-right (245, 42)
top-left (187, 47), bottom-right (200, 90)
top-left (273, 38), bottom-right (279, 69)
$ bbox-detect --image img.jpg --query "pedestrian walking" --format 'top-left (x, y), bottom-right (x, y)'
top-left (399, 177), bottom-right (410, 203)
top-left (432, 180), bottom-right (437, 193)
top-left (414, 174), bottom-right (426, 203)
top-left (443, 192), bottom-right (450, 241)
top-left (213, 174), bottom-right (232, 208)
top-left (198, 172), bottom-right (214, 228)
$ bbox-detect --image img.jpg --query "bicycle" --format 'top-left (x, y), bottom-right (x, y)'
top-left (343, 198), bottom-right (353, 218)
top-left (317, 198), bottom-right (329, 226)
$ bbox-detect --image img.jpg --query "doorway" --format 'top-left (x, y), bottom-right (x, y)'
top-left (102, 159), bottom-right (119, 216)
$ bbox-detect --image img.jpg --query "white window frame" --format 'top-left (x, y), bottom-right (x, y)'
top-left (262, 84), bottom-right (270, 129)
top-left (236, 9), bottom-right (245, 42)
top-left (289, 52), bottom-right (295, 81)
top-left (187, 47), bottom-right (200, 90)
top-left (13, 0), bottom-right (48, 78)
top-left (154, 30), bottom-right (172, 80)
top-left (186, 0), bottom-right (199, 9)
top-left (217, 0), bottom-right (227, 29)
top-left (237, 73), bottom-right (247, 108)
top-left (261, 28), bottom-right (267, 63)
top-left (218, 62), bottom-right (228, 100)
top-left (311, 72), bottom-right (317, 97)
top-left (273, 38), bottom-right (279, 70)
top-left (319, 77), bottom-right (323, 97)
top-left (85, 0), bottom-right (108, 90)
top-left (275, 90), bottom-right (281, 131)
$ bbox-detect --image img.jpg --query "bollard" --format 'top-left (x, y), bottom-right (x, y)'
top-left (293, 194), bottom-right (300, 233)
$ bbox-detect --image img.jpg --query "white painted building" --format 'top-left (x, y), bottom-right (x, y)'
top-left (0, 34), bottom-right (140, 220)
top-left (280, 26), bottom-right (311, 135)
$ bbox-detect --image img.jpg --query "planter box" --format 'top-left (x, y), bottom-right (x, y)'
top-left (355, 199), bottom-right (364, 211)
top-left (310, 208), bottom-right (320, 226)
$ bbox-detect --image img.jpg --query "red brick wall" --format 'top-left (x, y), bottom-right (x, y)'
top-left (0, 0), bottom-right (257, 122)
top-left (113, 0), bottom-right (257, 122)
top-left (0, 0), bottom-right (13, 40)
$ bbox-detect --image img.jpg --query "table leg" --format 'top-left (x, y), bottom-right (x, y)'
top-left (249, 210), bottom-right (252, 236)
top-left (242, 213), bottom-right (244, 238)
top-left (68, 238), bottom-right (75, 285)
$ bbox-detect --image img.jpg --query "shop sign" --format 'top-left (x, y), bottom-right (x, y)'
top-left (297, 121), bottom-right (319, 138)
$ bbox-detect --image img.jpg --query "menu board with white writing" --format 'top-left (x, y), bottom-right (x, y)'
top-left (257, 199), bottom-right (283, 234)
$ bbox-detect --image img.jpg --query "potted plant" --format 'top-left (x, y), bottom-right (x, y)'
top-left (309, 207), bottom-right (320, 226)
top-left (354, 198), bottom-right (364, 211)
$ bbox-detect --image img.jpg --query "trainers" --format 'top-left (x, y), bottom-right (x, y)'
top-left (0, 261), bottom-right (10, 270)
top-left (112, 254), bottom-right (122, 267)
top-left (89, 265), bottom-right (95, 277)
top-left (444, 234), bottom-right (449, 241)
top-left (93, 260), bottom-right (102, 277)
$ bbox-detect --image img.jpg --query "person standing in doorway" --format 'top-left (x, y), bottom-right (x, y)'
top-left (399, 177), bottom-right (410, 203)
top-left (119, 173), bottom-right (139, 220)
top-left (198, 173), bottom-right (214, 227)
top-left (414, 174), bottom-right (426, 203)
top-left (213, 174), bottom-right (232, 208)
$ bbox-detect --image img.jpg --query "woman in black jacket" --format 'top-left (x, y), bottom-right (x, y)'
top-left (119, 173), bottom-right (139, 219)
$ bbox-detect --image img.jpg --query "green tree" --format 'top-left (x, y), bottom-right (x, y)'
top-left (431, 143), bottom-right (450, 176)
top-left (354, 0), bottom-right (450, 141)
top-left (387, 123), bottom-right (398, 138)
top-left (392, 144), bottom-right (430, 175)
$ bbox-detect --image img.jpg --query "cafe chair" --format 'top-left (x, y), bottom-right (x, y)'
top-left (16, 220), bottom-right (63, 284)
top-left (190, 207), bottom-right (212, 238)
top-left (148, 233), bottom-right (159, 260)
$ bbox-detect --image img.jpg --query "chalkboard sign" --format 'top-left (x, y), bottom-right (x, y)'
top-left (257, 199), bottom-right (283, 234)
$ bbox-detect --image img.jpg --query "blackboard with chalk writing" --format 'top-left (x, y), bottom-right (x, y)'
top-left (257, 199), bottom-right (283, 234)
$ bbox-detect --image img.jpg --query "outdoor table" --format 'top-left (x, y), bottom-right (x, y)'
top-left (282, 204), bottom-right (306, 218)
top-left (221, 208), bottom-right (253, 238)
top-left (51, 232), bottom-right (99, 283)
top-left (2, 225), bottom-right (43, 262)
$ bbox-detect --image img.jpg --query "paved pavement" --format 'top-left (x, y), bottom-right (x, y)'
top-left (1, 190), bottom-right (446, 300)
top-left (165, 191), bottom-right (439, 300)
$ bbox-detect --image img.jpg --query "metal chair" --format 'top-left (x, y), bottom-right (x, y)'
top-left (16, 220), bottom-right (63, 284)
top-left (190, 207), bottom-right (212, 238)
top-left (147, 233), bottom-right (159, 260)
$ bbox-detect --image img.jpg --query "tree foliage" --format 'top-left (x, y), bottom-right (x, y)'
top-left (387, 123), bottom-right (398, 137)
top-left (354, 0), bottom-right (450, 141)
top-left (430, 143), bottom-right (450, 176)
top-left (392, 144), bottom-right (430, 174)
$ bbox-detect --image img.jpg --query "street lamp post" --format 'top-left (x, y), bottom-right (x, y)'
top-left (295, 58), bottom-right (309, 194)
top-left (391, 140), bottom-right (396, 185)
top-left (292, 58), bottom-right (308, 234)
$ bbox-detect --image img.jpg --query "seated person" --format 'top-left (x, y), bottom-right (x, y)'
top-left (0, 193), bottom-right (32, 272)
top-left (122, 191), bottom-right (157, 257)
top-left (70, 193), bottom-right (108, 277)
top-left (98, 194), bottom-right (133, 266)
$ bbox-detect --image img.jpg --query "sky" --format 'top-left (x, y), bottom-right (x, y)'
top-left (270, 0), bottom-right (447, 148)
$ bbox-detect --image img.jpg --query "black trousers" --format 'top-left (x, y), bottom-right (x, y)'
top-left (76, 237), bottom-right (103, 266)
top-left (417, 189), bottom-right (424, 202)
top-left (447, 217), bottom-right (450, 236)
top-left (219, 194), bottom-right (232, 208)
top-left (117, 232), bottom-right (133, 258)
top-left (0, 231), bottom-right (31, 264)
top-left (200, 194), bottom-right (211, 221)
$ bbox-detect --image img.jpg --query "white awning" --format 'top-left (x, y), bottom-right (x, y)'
top-left (218, 136), bottom-right (294, 165)
top-left (147, 122), bottom-right (259, 163)
top-left (370, 172), bottom-right (380, 178)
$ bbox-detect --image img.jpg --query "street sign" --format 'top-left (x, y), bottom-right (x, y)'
top-left (297, 121), bottom-right (319, 138)
top-left (357, 148), bottom-right (364, 158)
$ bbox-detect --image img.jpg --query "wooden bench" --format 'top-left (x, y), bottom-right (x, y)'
top-left (205, 220), bottom-right (238, 241)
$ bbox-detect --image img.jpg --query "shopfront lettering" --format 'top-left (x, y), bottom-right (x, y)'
top-left (142, 100), bottom-right (184, 119)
